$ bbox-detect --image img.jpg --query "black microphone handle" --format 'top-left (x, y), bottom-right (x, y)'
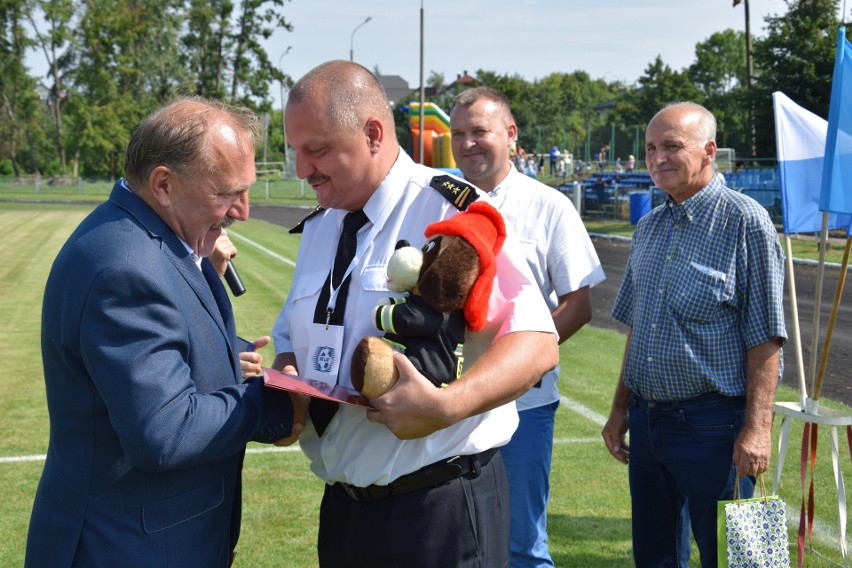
top-left (224, 260), bottom-right (247, 296)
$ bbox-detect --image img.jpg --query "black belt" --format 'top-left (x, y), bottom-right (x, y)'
top-left (336, 448), bottom-right (498, 502)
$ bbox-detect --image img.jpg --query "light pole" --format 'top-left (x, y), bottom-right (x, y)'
top-left (278, 46), bottom-right (292, 172)
top-left (418, 2), bottom-right (424, 163)
top-left (349, 16), bottom-right (372, 62)
top-left (631, 124), bottom-right (643, 164)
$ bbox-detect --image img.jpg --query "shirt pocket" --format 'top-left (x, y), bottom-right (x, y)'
top-left (355, 264), bottom-right (392, 322)
top-left (289, 269), bottom-right (327, 354)
top-left (518, 238), bottom-right (544, 272)
top-left (669, 261), bottom-right (729, 323)
top-left (361, 264), bottom-right (390, 293)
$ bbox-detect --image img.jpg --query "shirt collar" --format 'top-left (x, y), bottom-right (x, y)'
top-left (121, 178), bottom-right (201, 269)
top-left (180, 241), bottom-right (202, 269)
top-left (665, 173), bottom-right (723, 224)
top-left (359, 148), bottom-right (412, 227)
top-left (488, 163), bottom-right (519, 197)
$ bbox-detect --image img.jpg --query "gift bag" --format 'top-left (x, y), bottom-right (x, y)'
top-left (717, 475), bottom-right (791, 567)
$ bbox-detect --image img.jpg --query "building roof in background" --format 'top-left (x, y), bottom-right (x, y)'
top-left (377, 74), bottom-right (413, 107)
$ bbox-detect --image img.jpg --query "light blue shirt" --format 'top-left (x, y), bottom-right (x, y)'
top-left (486, 166), bottom-right (605, 410)
top-left (611, 174), bottom-right (787, 400)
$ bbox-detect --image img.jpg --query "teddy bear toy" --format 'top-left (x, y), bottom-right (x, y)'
top-left (350, 201), bottom-right (506, 398)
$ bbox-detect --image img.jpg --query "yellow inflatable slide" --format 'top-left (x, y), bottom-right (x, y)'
top-left (409, 102), bottom-right (456, 169)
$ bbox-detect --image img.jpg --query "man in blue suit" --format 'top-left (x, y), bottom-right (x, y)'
top-left (26, 97), bottom-right (294, 567)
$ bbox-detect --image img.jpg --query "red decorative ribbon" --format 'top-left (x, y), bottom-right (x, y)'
top-left (797, 422), bottom-right (809, 568)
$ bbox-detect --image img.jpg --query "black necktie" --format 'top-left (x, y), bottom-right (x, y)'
top-left (310, 210), bottom-right (369, 435)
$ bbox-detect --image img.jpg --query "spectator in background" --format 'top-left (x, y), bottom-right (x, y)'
top-left (451, 86), bottom-right (605, 568)
top-left (627, 154), bottom-right (636, 173)
top-left (514, 146), bottom-right (525, 172)
top-left (549, 145), bottom-right (559, 175)
top-left (592, 175), bottom-right (610, 210)
top-left (599, 145), bottom-right (609, 171)
top-left (526, 153), bottom-right (537, 177)
top-left (563, 149), bottom-right (572, 177)
top-left (26, 97), bottom-right (295, 567)
top-left (601, 102), bottom-right (786, 567)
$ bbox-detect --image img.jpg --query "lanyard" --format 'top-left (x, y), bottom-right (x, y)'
top-left (324, 216), bottom-right (380, 325)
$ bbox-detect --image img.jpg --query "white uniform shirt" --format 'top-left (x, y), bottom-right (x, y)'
top-left (272, 150), bottom-right (557, 487)
top-left (486, 166), bottom-right (605, 411)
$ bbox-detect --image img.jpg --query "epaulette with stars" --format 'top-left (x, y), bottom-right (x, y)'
top-left (429, 175), bottom-right (479, 211)
top-left (289, 205), bottom-right (325, 234)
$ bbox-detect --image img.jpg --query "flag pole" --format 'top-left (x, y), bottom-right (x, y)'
top-left (783, 235), bottom-right (809, 407)
top-left (807, 212), bottom-right (830, 410)
top-left (418, 0), bottom-right (425, 165)
top-left (813, 236), bottom-right (852, 400)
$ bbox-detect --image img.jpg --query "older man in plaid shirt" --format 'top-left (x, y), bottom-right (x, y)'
top-left (602, 102), bottom-right (787, 568)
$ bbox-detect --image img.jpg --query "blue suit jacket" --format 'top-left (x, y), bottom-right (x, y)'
top-left (26, 181), bottom-right (293, 567)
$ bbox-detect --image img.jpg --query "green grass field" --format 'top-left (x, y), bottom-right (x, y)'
top-left (1, 202), bottom-right (850, 566)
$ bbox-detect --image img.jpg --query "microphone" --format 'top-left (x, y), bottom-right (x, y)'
top-left (224, 260), bottom-right (247, 296)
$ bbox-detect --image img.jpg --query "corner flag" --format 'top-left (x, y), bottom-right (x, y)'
top-left (820, 26), bottom-right (852, 216)
top-left (773, 92), bottom-right (852, 234)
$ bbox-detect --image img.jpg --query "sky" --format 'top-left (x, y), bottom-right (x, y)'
top-left (22, 0), bottom-right (842, 94)
top-left (271, 0), bottom-right (795, 89)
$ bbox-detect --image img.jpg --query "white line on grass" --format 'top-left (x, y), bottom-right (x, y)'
top-left (560, 395), bottom-right (607, 425)
top-left (0, 455), bottom-right (46, 464)
top-left (228, 230), bottom-right (296, 267)
top-left (245, 445), bottom-right (301, 454)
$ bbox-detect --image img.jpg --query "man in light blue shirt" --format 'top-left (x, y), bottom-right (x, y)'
top-left (451, 87), bottom-right (605, 568)
top-left (602, 102), bottom-right (786, 567)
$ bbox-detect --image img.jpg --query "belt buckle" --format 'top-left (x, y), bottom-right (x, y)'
top-left (341, 483), bottom-right (361, 501)
top-left (443, 454), bottom-right (471, 478)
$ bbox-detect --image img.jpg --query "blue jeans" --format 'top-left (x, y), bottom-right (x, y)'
top-left (627, 393), bottom-right (754, 568)
top-left (500, 401), bottom-right (558, 568)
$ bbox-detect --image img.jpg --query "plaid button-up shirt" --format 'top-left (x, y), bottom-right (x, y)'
top-left (611, 174), bottom-right (787, 400)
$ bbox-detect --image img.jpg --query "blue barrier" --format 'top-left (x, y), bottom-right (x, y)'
top-left (629, 191), bottom-right (651, 224)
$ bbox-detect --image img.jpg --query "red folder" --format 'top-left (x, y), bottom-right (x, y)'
top-left (262, 367), bottom-right (374, 409)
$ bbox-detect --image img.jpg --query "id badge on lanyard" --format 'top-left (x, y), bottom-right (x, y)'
top-left (303, 215), bottom-right (379, 385)
top-left (304, 323), bottom-right (346, 384)
top-left (304, 278), bottom-right (349, 385)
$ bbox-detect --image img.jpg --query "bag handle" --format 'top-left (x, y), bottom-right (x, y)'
top-left (733, 474), bottom-right (769, 506)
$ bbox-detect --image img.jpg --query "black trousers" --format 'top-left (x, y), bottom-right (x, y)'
top-left (317, 451), bottom-right (510, 568)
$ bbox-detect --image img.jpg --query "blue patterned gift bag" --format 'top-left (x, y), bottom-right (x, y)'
top-left (717, 476), bottom-right (791, 567)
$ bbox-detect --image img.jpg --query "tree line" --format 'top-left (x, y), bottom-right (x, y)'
top-left (0, 0), bottom-right (844, 179)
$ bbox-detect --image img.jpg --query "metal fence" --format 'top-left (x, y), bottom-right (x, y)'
top-left (556, 167), bottom-right (783, 226)
top-left (0, 175), bottom-right (315, 204)
top-left (3, 170), bottom-right (784, 227)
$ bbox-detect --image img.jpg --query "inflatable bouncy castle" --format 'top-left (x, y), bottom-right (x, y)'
top-left (408, 102), bottom-right (456, 169)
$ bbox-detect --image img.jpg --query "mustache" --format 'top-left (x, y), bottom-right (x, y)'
top-left (307, 173), bottom-right (330, 186)
top-left (212, 217), bottom-right (235, 230)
